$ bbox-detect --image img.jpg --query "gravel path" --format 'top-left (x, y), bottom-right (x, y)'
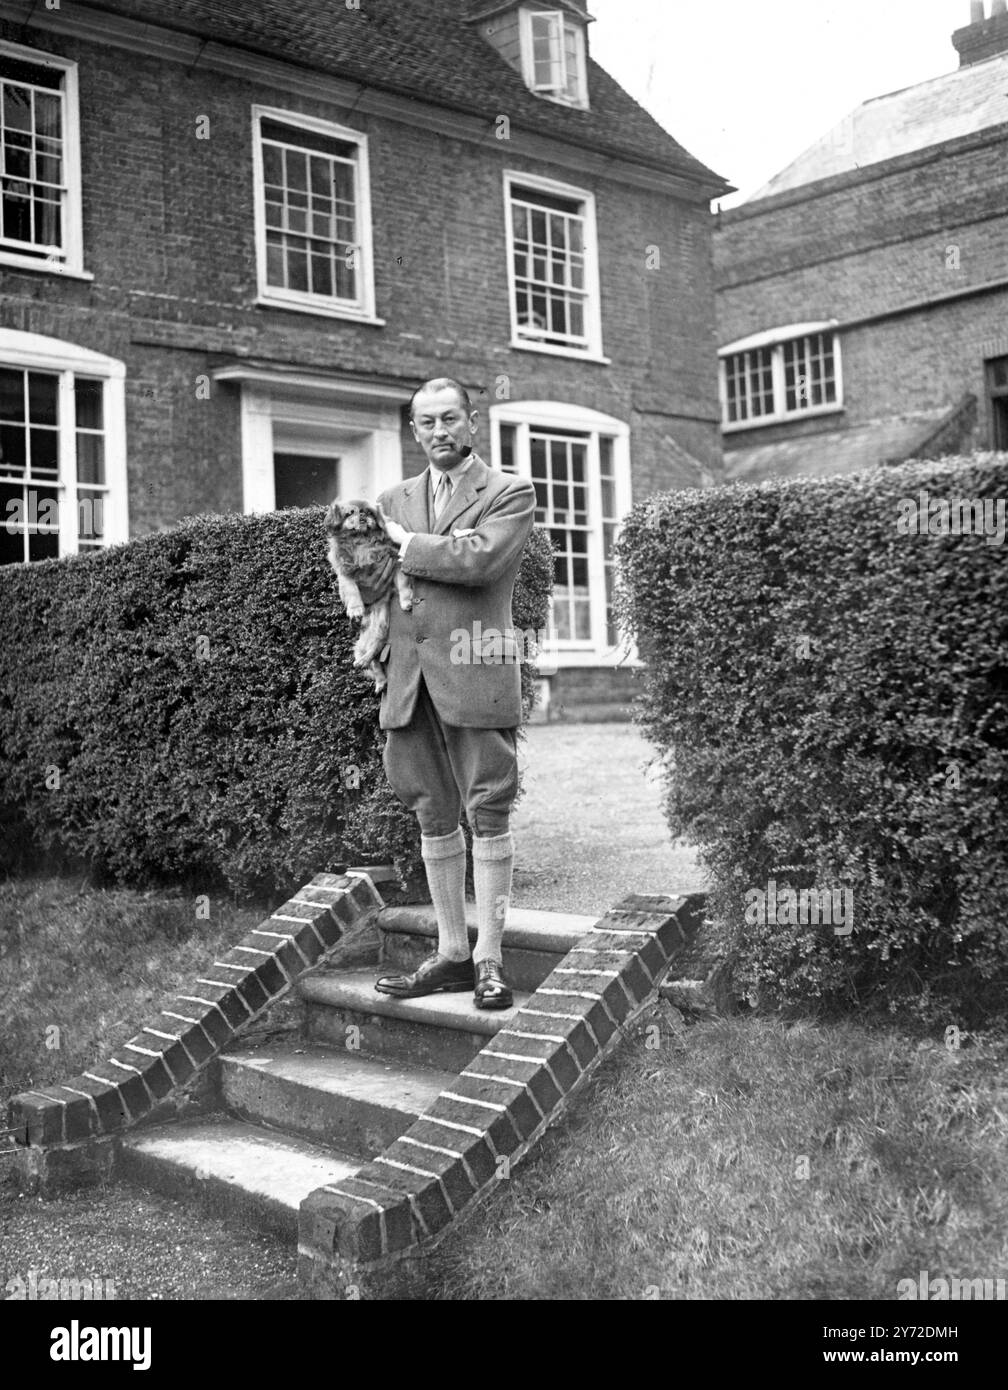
top-left (1, 721), bottom-right (703, 1302)
top-left (512, 722), bottom-right (707, 913)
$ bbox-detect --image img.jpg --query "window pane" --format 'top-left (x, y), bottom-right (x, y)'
top-left (77, 492), bottom-right (105, 540)
top-left (28, 528), bottom-right (59, 562)
top-left (74, 379), bottom-right (103, 431)
top-left (2, 190), bottom-right (32, 244)
top-left (76, 433), bottom-right (105, 486)
top-left (35, 92), bottom-right (61, 140)
top-left (262, 142), bottom-right (282, 186)
top-left (0, 370), bottom-right (24, 421)
top-left (30, 427), bottom-right (58, 475)
top-left (3, 84), bottom-right (31, 132)
top-left (0, 480), bottom-right (22, 520)
top-left (0, 425), bottom-right (26, 473)
top-left (287, 247), bottom-right (309, 292)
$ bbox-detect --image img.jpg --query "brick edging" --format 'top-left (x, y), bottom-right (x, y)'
top-left (5, 869), bottom-right (392, 1153)
top-left (298, 891), bottom-right (705, 1291)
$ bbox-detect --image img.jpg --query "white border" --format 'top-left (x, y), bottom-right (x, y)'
top-left (250, 104), bottom-right (381, 323)
top-left (0, 328), bottom-right (128, 550)
top-left (503, 169), bottom-right (606, 361)
top-left (0, 39), bottom-right (88, 278)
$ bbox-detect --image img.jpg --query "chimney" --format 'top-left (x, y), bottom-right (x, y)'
top-left (953, 0), bottom-right (1008, 64)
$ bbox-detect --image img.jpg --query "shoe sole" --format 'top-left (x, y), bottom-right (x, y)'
top-left (474, 994), bottom-right (513, 1011)
top-left (374, 979), bottom-right (475, 998)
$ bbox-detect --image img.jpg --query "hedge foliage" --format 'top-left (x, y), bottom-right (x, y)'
top-left (0, 507), bottom-right (553, 901)
top-left (616, 454), bottom-right (1008, 1015)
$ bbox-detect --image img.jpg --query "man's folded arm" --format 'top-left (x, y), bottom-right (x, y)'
top-left (400, 481), bottom-right (536, 587)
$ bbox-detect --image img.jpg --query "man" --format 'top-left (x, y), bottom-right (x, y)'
top-left (372, 377), bottom-right (536, 1009)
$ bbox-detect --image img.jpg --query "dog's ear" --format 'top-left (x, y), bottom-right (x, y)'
top-left (323, 500), bottom-right (344, 532)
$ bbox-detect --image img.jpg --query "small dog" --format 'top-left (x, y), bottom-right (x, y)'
top-left (323, 498), bottom-right (413, 692)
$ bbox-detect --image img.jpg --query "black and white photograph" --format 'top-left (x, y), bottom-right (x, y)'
top-left (0, 0), bottom-right (1005, 1342)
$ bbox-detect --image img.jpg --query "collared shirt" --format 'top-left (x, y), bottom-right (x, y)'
top-left (398, 451), bottom-right (476, 559)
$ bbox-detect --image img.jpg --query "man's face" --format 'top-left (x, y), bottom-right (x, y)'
top-left (410, 387), bottom-right (478, 468)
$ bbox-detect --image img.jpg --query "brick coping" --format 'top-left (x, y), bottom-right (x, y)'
top-left (297, 892), bottom-right (704, 1295)
top-left (5, 869), bottom-right (392, 1157)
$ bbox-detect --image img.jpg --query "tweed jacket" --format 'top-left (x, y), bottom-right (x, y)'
top-left (376, 454), bottom-right (536, 729)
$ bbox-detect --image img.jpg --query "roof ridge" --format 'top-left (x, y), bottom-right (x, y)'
top-left (860, 46), bottom-right (1008, 108)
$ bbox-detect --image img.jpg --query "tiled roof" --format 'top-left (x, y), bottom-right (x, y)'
top-left (75, 0), bottom-right (728, 190)
top-left (723, 411), bottom-right (951, 484)
top-left (749, 50), bottom-right (1008, 200)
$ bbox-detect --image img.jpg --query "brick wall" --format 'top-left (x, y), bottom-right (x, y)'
top-left (0, 19), bottom-right (723, 539)
top-left (713, 126), bottom-right (1008, 451)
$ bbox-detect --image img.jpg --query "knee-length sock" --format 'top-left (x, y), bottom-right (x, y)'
top-left (420, 826), bottom-right (470, 962)
top-left (472, 830), bottom-right (514, 967)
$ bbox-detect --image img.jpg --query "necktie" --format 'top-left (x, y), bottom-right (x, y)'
top-left (434, 471), bottom-right (452, 520)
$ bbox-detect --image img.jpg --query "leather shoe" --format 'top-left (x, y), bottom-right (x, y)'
top-left (474, 958), bottom-right (513, 1010)
top-left (375, 950), bottom-right (475, 998)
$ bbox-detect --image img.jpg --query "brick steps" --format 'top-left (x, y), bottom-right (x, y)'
top-left (18, 873), bottom-right (704, 1297)
top-left (300, 968), bottom-right (529, 1072)
top-left (221, 1043), bottom-right (457, 1157)
top-left (119, 1114), bottom-right (362, 1241)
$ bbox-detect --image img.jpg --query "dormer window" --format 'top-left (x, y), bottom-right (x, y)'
top-left (519, 8), bottom-right (588, 107)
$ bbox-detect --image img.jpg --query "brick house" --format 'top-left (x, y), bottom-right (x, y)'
top-left (713, 1), bottom-right (1008, 486)
top-left (0, 0), bottom-right (730, 715)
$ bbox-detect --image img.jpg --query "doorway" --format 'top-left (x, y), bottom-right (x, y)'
top-left (273, 452), bottom-right (340, 509)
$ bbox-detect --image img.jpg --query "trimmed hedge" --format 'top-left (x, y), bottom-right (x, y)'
top-left (616, 454), bottom-right (1008, 1015)
top-left (0, 507), bottom-right (553, 900)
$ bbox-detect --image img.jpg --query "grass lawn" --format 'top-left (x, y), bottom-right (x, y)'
top-left (382, 1014), bottom-right (1008, 1300)
top-left (2, 723), bottom-right (1005, 1300)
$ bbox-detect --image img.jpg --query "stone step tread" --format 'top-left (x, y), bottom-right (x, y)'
top-left (121, 1115), bottom-right (361, 1213)
top-left (378, 904), bottom-right (597, 954)
top-left (222, 1043), bottom-right (456, 1116)
top-left (298, 968), bottom-right (530, 1034)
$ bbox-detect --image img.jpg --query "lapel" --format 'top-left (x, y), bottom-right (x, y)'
top-left (399, 456), bottom-right (490, 536)
top-left (432, 455), bottom-right (489, 536)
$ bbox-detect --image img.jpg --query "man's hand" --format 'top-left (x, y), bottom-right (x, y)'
top-left (376, 501), bottom-right (410, 549)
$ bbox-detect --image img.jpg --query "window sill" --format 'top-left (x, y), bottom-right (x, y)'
top-left (534, 652), bottom-right (644, 671)
top-left (509, 339), bottom-right (611, 365)
top-left (722, 403), bottom-right (845, 433)
top-left (0, 253), bottom-right (93, 281)
top-left (526, 88), bottom-right (590, 111)
top-left (255, 295), bottom-right (385, 326)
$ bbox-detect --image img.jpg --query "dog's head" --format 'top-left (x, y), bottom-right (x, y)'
top-left (323, 498), bottom-right (384, 538)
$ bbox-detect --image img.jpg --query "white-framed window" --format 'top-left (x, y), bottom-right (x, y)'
top-left (490, 402), bottom-right (632, 664)
top-left (251, 106), bottom-right (380, 323)
top-left (504, 171), bottom-right (605, 361)
top-left (719, 324), bottom-right (843, 431)
top-left (519, 8), bottom-right (589, 108)
top-left (0, 330), bottom-right (128, 564)
top-left (0, 40), bottom-right (86, 277)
